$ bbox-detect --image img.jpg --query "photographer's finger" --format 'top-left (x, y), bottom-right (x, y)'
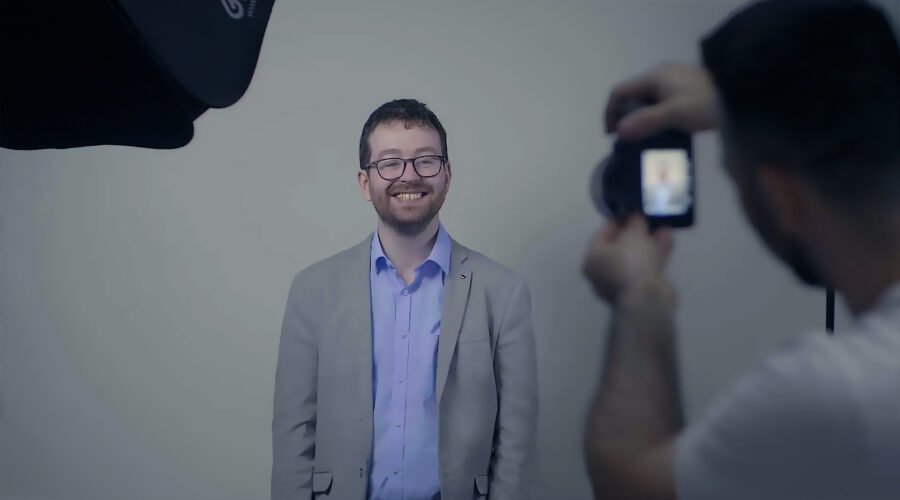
top-left (654, 227), bottom-right (675, 262)
top-left (620, 213), bottom-right (651, 238)
top-left (582, 239), bottom-right (620, 302)
top-left (604, 75), bottom-right (660, 133)
top-left (615, 103), bottom-right (677, 140)
top-left (599, 219), bottom-right (625, 242)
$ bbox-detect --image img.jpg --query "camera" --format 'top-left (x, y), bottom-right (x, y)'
top-left (591, 98), bottom-right (695, 228)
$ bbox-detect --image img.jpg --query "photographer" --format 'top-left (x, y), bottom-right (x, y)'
top-left (582, 1), bottom-right (900, 499)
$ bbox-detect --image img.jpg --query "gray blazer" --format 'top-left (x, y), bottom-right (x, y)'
top-left (272, 235), bottom-right (538, 500)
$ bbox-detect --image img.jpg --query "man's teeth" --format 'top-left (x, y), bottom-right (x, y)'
top-left (395, 193), bottom-right (423, 200)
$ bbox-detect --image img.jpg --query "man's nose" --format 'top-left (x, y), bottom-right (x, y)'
top-left (399, 160), bottom-right (421, 182)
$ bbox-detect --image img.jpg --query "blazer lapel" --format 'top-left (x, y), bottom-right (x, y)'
top-left (436, 239), bottom-right (472, 405)
top-left (342, 234), bottom-right (375, 417)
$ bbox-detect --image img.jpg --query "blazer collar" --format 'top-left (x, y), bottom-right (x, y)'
top-left (345, 235), bottom-right (376, 419)
top-left (349, 233), bottom-right (473, 407)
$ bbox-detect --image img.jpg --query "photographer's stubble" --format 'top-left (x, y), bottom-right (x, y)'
top-left (718, 124), bottom-right (825, 289)
top-left (358, 121), bottom-right (451, 284)
top-left (720, 119), bottom-right (900, 316)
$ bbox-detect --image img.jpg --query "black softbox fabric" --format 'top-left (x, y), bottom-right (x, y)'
top-left (0, 0), bottom-right (274, 150)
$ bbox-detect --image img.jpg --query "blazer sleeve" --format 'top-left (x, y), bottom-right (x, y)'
top-left (271, 272), bottom-right (318, 500)
top-left (489, 276), bottom-right (539, 499)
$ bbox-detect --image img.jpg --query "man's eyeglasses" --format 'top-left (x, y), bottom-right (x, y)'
top-left (363, 155), bottom-right (445, 180)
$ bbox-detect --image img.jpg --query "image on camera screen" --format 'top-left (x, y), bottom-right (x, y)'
top-left (641, 149), bottom-right (691, 216)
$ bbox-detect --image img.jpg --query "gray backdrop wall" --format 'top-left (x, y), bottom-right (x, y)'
top-left (2, 1), bottom-right (894, 499)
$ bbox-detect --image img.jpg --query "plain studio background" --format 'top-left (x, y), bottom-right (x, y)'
top-left (2, 1), bottom-right (899, 499)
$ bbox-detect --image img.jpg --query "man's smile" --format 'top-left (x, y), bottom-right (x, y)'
top-left (391, 191), bottom-right (428, 202)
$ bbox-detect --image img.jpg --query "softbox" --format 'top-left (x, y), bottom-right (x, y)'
top-left (0, 0), bottom-right (274, 150)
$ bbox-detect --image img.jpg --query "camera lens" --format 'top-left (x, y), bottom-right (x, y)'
top-left (591, 156), bottom-right (612, 216)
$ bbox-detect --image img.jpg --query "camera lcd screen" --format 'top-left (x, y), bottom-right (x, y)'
top-left (641, 149), bottom-right (692, 217)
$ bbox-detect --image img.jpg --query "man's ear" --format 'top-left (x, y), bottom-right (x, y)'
top-left (444, 161), bottom-right (451, 188)
top-left (757, 165), bottom-right (809, 237)
top-left (358, 170), bottom-right (372, 202)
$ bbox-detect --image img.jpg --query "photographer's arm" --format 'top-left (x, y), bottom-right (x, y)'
top-left (582, 217), bottom-right (682, 500)
top-left (584, 280), bottom-right (682, 500)
top-left (580, 65), bottom-right (718, 496)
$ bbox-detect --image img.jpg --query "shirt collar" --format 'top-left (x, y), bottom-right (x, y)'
top-left (371, 224), bottom-right (451, 276)
top-left (371, 228), bottom-right (390, 273)
top-left (429, 225), bottom-right (452, 276)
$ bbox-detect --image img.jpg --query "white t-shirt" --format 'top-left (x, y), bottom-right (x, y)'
top-left (676, 285), bottom-right (900, 500)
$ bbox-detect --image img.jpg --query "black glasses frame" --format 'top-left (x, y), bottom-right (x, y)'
top-left (362, 155), bottom-right (446, 180)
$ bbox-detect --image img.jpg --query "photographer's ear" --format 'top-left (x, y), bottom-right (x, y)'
top-left (757, 165), bottom-right (810, 237)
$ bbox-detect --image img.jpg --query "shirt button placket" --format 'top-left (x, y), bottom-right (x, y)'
top-left (396, 284), bottom-right (412, 479)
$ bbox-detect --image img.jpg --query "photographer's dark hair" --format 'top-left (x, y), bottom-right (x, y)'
top-left (702, 0), bottom-right (900, 207)
top-left (359, 99), bottom-right (449, 169)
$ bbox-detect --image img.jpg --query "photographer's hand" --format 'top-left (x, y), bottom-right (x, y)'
top-left (583, 215), bottom-right (675, 307)
top-left (582, 215), bottom-right (683, 500)
top-left (605, 63), bottom-right (718, 140)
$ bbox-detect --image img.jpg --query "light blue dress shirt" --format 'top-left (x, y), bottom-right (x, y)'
top-left (368, 225), bottom-right (451, 500)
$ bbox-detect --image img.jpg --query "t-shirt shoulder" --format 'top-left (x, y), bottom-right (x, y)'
top-left (675, 328), bottom-right (897, 500)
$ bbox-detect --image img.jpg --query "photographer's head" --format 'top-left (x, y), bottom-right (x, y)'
top-left (358, 99), bottom-right (451, 237)
top-left (702, 0), bottom-right (900, 288)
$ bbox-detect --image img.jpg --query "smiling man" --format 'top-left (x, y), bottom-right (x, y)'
top-left (272, 99), bottom-right (538, 500)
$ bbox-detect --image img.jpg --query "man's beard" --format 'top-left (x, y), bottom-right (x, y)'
top-left (372, 181), bottom-right (446, 236)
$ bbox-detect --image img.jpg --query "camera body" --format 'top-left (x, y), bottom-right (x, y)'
top-left (592, 101), bottom-right (695, 228)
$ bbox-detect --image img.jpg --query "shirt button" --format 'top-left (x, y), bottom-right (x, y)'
top-left (395, 423), bottom-right (401, 428)
top-left (398, 380), bottom-right (404, 384)
top-left (393, 470), bottom-right (399, 475)
top-left (401, 334), bottom-right (407, 339)
top-left (401, 289), bottom-right (409, 296)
